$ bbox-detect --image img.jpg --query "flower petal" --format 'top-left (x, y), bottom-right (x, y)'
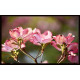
top-left (53, 35), bottom-right (66, 45)
top-left (42, 60), bottom-right (48, 63)
top-left (21, 43), bottom-right (25, 48)
top-left (22, 28), bottom-right (32, 42)
top-left (30, 33), bottom-right (42, 45)
top-left (68, 55), bottom-right (78, 63)
top-left (41, 31), bottom-right (52, 43)
top-left (67, 43), bottom-right (78, 53)
top-left (9, 27), bottom-right (23, 39)
top-left (2, 39), bottom-right (19, 52)
top-left (2, 44), bottom-right (12, 52)
top-left (65, 33), bottom-right (75, 44)
top-left (17, 27), bottom-right (24, 36)
top-left (33, 28), bottom-right (41, 34)
top-left (42, 31), bottom-right (52, 39)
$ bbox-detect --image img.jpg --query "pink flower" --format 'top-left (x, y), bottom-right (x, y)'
top-left (51, 33), bottom-right (78, 63)
top-left (51, 33), bottom-right (75, 51)
top-left (42, 60), bottom-right (48, 63)
top-left (68, 52), bottom-right (78, 63)
top-left (9, 27), bottom-right (32, 43)
top-left (51, 34), bottom-right (66, 51)
top-left (65, 33), bottom-right (75, 44)
top-left (30, 28), bottom-right (53, 45)
top-left (2, 39), bottom-right (25, 52)
top-left (53, 35), bottom-right (66, 45)
top-left (67, 43), bottom-right (78, 53)
top-left (67, 43), bottom-right (78, 63)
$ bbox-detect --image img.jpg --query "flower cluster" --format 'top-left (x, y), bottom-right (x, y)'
top-left (2, 27), bottom-right (78, 64)
top-left (51, 33), bottom-right (78, 63)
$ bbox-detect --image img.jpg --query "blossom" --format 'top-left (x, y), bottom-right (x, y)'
top-left (53, 35), bottom-right (66, 45)
top-left (67, 43), bottom-right (78, 53)
top-left (68, 55), bottom-right (78, 63)
top-left (30, 28), bottom-right (53, 45)
top-left (51, 33), bottom-right (78, 63)
top-left (51, 34), bottom-right (66, 51)
top-left (65, 33), bottom-right (75, 44)
top-left (67, 43), bottom-right (78, 63)
top-left (51, 33), bottom-right (75, 51)
top-left (2, 39), bottom-right (25, 52)
top-left (9, 27), bottom-right (32, 43)
top-left (32, 28), bottom-right (41, 34)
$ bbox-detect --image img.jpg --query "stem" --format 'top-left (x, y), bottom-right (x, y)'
top-left (35, 46), bottom-right (44, 63)
top-left (17, 55), bottom-right (20, 63)
top-left (57, 55), bottom-right (63, 63)
top-left (20, 48), bottom-right (37, 63)
top-left (57, 52), bottom-right (66, 64)
top-left (36, 48), bottom-right (41, 59)
top-left (58, 56), bottom-right (65, 63)
top-left (40, 53), bottom-right (43, 63)
top-left (57, 45), bottom-right (68, 64)
top-left (57, 46), bottom-right (65, 64)
top-left (19, 41), bottom-right (37, 63)
top-left (36, 48), bottom-right (44, 59)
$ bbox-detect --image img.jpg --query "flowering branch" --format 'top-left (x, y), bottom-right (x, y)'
top-left (2, 27), bottom-right (78, 64)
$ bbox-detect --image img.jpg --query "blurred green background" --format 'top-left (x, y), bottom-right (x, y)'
top-left (1, 16), bottom-right (79, 63)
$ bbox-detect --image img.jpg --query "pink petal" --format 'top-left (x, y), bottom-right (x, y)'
top-left (23, 28), bottom-right (32, 37)
top-left (67, 43), bottom-right (78, 53)
top-left (33, 28), bottom-right (41, 34)
top-left (42, 38), bottom-right (52, 43)
top-left (5, 39), bottom-right (18, 49)
top-left (41, 31), bottom-right (52, 43)
top-left (30, 33), bottom-right (42, 45)
top-left (21, 43), bottom-right (25, 48)
top-left (2, 39), bottom-right (19, 52)
top-left (42, 60), bottom-right (48, 63)
top-left (51, 41), bottom-right (61, 51)
top-left (22, 28), bottom-right (32, 42)
top-left (16, 27), bottom-right (24, 36)
top-left (31, 29), bottom-right (52, 45)
top-left (2, 44), bottom-right (12, 52)
top-left (65, 33), bottom-right (75, 44)
top-left (33, 34), bottom-right (42, 42)
top-left (9, 29), bottom-right (20, 39)
top-left (68, 55), bottom-right (78, 63)
top-left (42, 31), bottom-right (52, 39)
top-left (53, 35), bottom-right (66, 45)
